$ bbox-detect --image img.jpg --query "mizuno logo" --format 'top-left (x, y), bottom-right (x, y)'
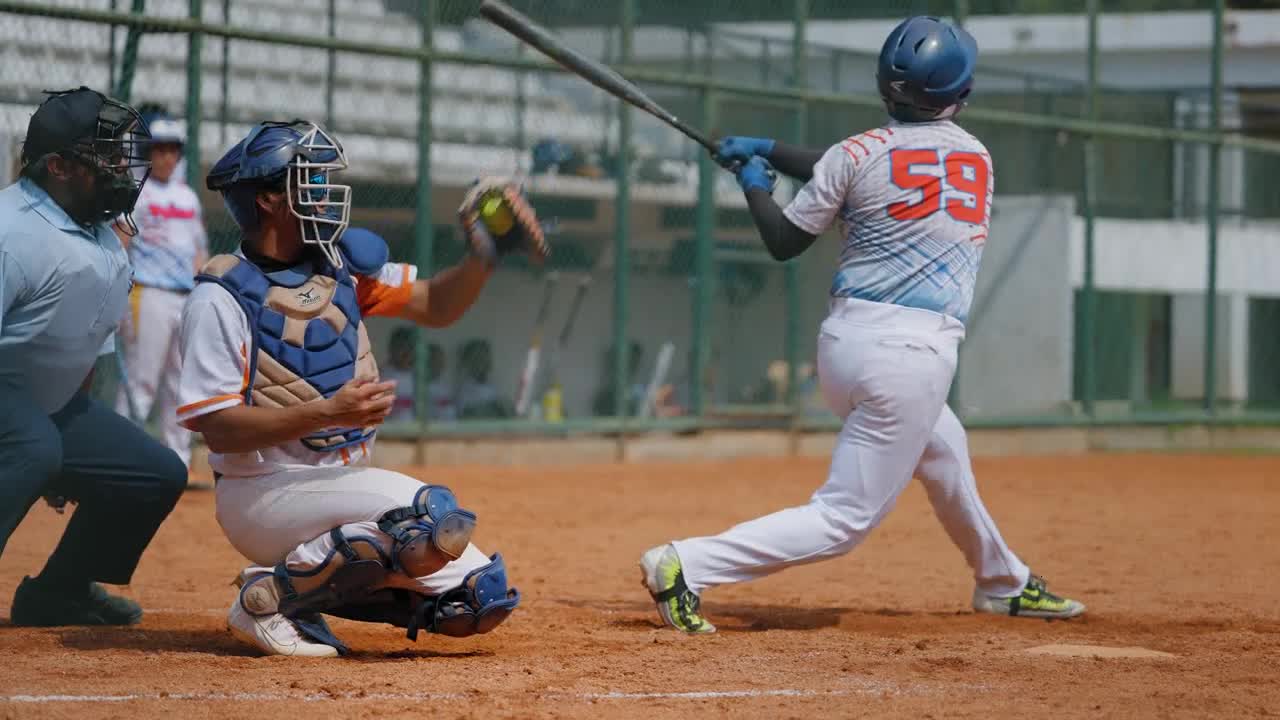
top-left (890, 80), bottom-right (906, 94)
top-left (297, 287), bottom-right (319, 306)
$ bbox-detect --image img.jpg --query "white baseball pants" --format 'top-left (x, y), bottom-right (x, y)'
top-left (673, 297), bottom-right (1030, 599)
top-left (214, 465), bottom-right (491, 596)
top-left (115, 286), bottom-right (192, 468)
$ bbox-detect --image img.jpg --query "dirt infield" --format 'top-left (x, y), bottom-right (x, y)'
top-left (1, 453), bottom-right (1277, 719)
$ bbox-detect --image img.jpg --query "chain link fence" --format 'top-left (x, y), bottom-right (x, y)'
top-left (3, 0), bottom-right (1278, 440)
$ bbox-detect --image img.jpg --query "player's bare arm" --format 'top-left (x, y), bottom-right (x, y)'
top-left (397, 254), bottom-right (492, 328)
top-left (184, 378), bottom-right (395, 454)
top-left (397, 179), bottom-right (547, 328)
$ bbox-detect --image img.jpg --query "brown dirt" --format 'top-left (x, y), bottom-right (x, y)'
top-left (1, 453), bottom-right (1278, 719)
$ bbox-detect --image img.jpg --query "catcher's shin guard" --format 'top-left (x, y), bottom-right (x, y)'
top-left (319, 554), bottom-right (520, 641)
top-left (378, 485), bottom-right (477, 579)
top-left (236, 527), bottom-right (392, 654)
top-left (409, 553), bottom-right (520, 639)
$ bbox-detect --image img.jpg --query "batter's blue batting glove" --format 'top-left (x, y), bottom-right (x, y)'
top-left (736, 156), bottom-right (778, 194)
top-left (715, 136), bottom-right (775, 170)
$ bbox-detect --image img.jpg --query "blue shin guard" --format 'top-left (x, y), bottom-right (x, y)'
top-left (408, 553), bottom-right (521, 640)
top-left (378, 485), bottom-right (477, 579)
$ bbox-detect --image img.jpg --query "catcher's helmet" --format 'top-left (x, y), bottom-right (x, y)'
top-left (207, 120), bottom-right (351, 268)
top-left (877, 16), bottom-right (978, 123)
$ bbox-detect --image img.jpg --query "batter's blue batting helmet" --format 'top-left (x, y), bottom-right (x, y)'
top-left (207, 120), bottom-right (352, 268)
top-left (876, 16), bottom-right (978, 123)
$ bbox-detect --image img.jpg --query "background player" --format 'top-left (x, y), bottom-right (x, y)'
top-left (640, 16), bottom-right (1085, 633)
top-left (0, 87), bottom-right (186, 626)
top-left (176, 120), bottom-right (545, 657)
top-left (116, 108), bottom-right (208, 469)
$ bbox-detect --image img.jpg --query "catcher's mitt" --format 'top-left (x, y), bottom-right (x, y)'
top-left (459, 179), bottom-right (549, 267)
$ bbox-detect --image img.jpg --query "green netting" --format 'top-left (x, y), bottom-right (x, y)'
top-left (3, 0), bottom-right (1271, 434)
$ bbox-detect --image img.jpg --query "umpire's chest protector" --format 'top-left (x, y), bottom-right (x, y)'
top-left (196, 254), bottom-right (379, 452)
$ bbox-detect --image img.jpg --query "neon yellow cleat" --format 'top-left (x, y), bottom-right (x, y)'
top-left (638, 544), bottom-right (716, 634)
top-left (973, 574), bottom-right (1086, 620)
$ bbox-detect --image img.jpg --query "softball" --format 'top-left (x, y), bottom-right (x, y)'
top-left (480, 192), bottom-right (515, 236)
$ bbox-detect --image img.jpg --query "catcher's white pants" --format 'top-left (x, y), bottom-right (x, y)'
top-left (215, 465), bottom-right (491, 596)
top-left (115, 286), bottom-right (192, 468)
top-left (673, 297), bottom-right (1030, 598)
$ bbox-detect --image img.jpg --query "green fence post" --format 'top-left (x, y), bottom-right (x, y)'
top-left (414, 0), bottom-right (435, 430)
top-left (325, 0), bottom-right (336, 130)
top-left (115, 0), bottom-right (146, 102)
top-left (108, 0), bottom-right (118, 92)
top-left (185, 0), bottom-right (201, 190)
top-left (760, 37), bottom-right (769, 86)
top-left (514, 43), bottom-right (526, 156)
top-left (1204, 0), bottom-right (1224, 414)
top-left (786, 0), bottom-right (807, 411)
top-left (692, 89), bottom-right (716, 421)
top-left (1080, 0), bottom-right (1099, 418)
top-left (954, 0), bottom-right (969, 27)
top-left (218, 0), bottom-right (229, 148)
top-left (612, 0), bottom-right (635, 420)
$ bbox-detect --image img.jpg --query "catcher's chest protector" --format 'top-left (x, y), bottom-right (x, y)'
top-left (196, 254), bottom-right (379, 452)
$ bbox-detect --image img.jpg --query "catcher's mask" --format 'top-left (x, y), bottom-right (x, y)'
top-left (207, 120), bottom-right (352, 269)
top-left (21, 86), bottom-right (153, 234)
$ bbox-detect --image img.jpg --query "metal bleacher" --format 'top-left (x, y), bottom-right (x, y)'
top-left (0, 0), bottom-right (620, 184)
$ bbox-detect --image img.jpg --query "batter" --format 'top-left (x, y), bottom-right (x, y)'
top-left (640, 16), bottom-right (1085, 633)
top-left (176, 120), bottom-right (547, 656)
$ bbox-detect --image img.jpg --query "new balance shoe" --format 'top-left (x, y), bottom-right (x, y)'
top-left (639, 544), bottom-right (715, 634)
top-left (973, 574), bottom-right (1086, 619)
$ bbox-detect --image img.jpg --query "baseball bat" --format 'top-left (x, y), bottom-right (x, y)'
top-left (639, 341), bottom-right (676, 420)
top-left (534, 275), bottom-right (592, 422)
top-left (515, 272), bottom-right (559, 417)
top-left (115, 338), bottom-right (142, 425)
top-left (479, 0), bottom-right (719, 156)
top-left (557, 276), bottom-right (591, 350)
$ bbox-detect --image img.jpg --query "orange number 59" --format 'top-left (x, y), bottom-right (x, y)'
top-left (888, 149), bottom-right (989, 226)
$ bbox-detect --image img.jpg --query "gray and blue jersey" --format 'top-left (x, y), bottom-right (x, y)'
top-left (783, 119), bottom-right (994, 325)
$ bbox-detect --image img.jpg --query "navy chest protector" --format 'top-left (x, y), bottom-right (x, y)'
top-left (196, 254), bottom-right (379, 452)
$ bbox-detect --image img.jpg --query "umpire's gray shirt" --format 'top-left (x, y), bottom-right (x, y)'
top-left (0, 178), bottom-right (132, 413)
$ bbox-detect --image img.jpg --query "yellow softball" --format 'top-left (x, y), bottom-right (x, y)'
top-left (480, 192), bottom-right (515, 236)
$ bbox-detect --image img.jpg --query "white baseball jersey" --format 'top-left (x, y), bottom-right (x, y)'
top-left (175, 256), bottom-right (418, 478)
top-left (783, 119), bottom-right (994, 325)
top-left (128, 177), bottom-right (207, 292)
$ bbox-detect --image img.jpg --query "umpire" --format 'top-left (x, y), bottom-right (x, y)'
top-left (0, 87), bottom-right (187, 626)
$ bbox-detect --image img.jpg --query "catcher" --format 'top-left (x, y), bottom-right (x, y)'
top-left (174, 119), bottom-right (546, 657)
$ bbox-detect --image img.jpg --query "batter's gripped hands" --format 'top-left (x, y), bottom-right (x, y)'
top-left (322, 378), bottom-right (397, 428)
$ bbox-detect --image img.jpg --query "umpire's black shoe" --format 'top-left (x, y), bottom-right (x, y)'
top-left (9, 576), bottom-right (143, 627)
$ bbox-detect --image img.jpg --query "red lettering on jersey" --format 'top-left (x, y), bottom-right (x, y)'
top-left (148, 203), bottom-right (197, 220)
top-left (838, 141), bottom-right (861, 165)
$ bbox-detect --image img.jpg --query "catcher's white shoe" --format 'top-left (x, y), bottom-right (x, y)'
top-left (227, 599), bottom-right (338, 658)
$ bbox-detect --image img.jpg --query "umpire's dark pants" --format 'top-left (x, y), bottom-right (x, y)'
top-left (0, 377), bottom-right (187, 585)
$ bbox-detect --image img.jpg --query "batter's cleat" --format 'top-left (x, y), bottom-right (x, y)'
top-left (972, 574), bottom-right (1086, 620)
top-left (227, 599), bottom-right (338, 658)
top-left (9, 576), bottom-right (143, 627)
top-left (639, 544), bottom-right (716, 634)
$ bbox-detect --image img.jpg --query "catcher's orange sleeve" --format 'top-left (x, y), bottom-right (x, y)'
top-left (356, 262), bottom-right (417, 318)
